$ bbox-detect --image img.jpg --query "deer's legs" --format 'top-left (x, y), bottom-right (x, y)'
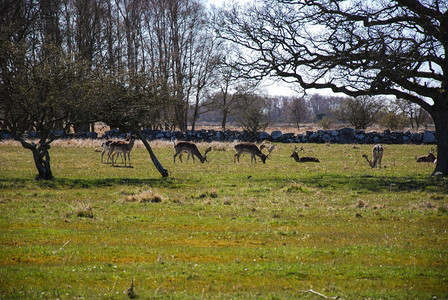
top-left (234, 153), bottom-right (240, 163)
top-left (251, 154), bottom-right (256, 163)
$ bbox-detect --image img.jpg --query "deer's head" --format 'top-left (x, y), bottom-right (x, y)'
top-left (199, 146), bottom-right (212, 163)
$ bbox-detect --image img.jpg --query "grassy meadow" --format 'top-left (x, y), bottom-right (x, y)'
top-left (0, 140), bottom-right (447, 299)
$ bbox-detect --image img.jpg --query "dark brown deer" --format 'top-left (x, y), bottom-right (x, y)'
top-left (173, 142), bottom-right (212, 163)
top-left (416, 150), bottom-right (436, 163)
top-left (290, 146), bottom-right (320, 163)
top-left (234, 143), bottom-right (275, 164)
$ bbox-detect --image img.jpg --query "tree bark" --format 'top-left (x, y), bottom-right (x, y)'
top-left (432, 105), bottom-right (448, 176)
top-left (133, 129), bottom-right (169, 177)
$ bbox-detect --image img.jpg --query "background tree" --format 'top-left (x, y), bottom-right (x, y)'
top-left (378, 111), bottom-right (410, 131)
top-left (0, 0), bottom-right (92, 179)
top-left (337, 96), bottom-right (384, 130)
top-left (394, 99), bottom-right (433, 131)
top-left (235, 92), bottom-right (270, 139)
top-left (206, 46), bottom-right (259, 131)
top-left (141, 0), bottom-right (216, 131)
top-left (217, 0), bottom-right (448, 176)
top-left (306, 94), bottom-right (342, 121)
top-left (286, 96), bottom-right (309, 130)
top-left (189, 31), bottom-right (222, 130)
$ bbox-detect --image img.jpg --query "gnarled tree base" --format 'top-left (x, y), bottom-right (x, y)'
top-left (17, 136), bottom-right (54, 180)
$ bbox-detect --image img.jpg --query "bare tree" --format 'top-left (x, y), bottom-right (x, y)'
top-left (141, 0), bottom-right (216, 131)
top-left (189, 27), bottom-right (222, 130)
top-left (207, 48), bottom-right (259, 131)
top-left (287, 96), bottom-right (308, 129)
top-left (394, 99), bottom-right (432, 131)
top-left (217, 1), bottom-right (448, 176)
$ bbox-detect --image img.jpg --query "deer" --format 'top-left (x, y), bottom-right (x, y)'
top-left (110, 135), bottom-right (136, 167)
top-left (103, 134), bottom-right (133, 164)
top-left (234, 142), bottom-right (275, 164)
top-left (290, 146), bottom-right (320, 163)
top-left (173, 141), bottom-right (212, 163)
top-left (362, 144), bottom-right (383, 168)
top-left (416, 148), bottom-right (437, 163)
top-left (101, 139), bottom-right (124, 164)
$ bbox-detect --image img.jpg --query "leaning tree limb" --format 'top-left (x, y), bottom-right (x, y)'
top-left (132, 128), bottom-right (169, 177)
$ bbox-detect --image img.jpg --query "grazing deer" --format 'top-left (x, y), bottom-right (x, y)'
top-left (234, 142), bottom-right (275, 164)
top-left (416, 151), bottom-right (437, 163)
top-left (110, 135), bottom-right (136, 167)
top-left (290, 146), bottom-right (320, 163)
top-left (362, 144), bottom-right (383, 168)
top-left (173, 142), bottom-right (212, 163)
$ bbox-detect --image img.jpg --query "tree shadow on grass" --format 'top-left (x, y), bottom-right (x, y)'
top-left (297, 174), bottom-right (447, 193)
top-left (1, 174), bottom-right (446, 194)
top-left (245, 173), bottom-right (447, 194)
top-left (0, 177), bottom-right (180, 189)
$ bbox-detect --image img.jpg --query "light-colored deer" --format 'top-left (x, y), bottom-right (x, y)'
top-left (362, 144), bottom-right (383, 168)
top-left (104, 135), bottom-right (132, 164)
top-left (101, 140), bottom-right (124, 164)
top-left (234, 142), bottom-right (275, 164)
top-left (290, 146), bottom-right (320, 162)
top-left (173, 142), bottom-right (212, 163)
top-left (416, 148), bottom-right (437, 163)
top-left (110, 135), bottom-right (136, 167)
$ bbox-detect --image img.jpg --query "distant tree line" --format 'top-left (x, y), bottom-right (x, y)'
top-left (198, 92), bottom-right (433, 134)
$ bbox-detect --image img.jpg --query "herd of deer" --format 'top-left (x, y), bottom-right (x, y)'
top-left (100, 135), bottom-right (437, 169)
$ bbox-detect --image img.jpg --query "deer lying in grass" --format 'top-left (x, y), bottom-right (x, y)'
top-left (234, 142), bottom-right (275, 164)
top-left (290, 146), bottom-right (320, 163)
top-left (362, 144), bottom-right (383, 168)
top-left (416, 148), bottom-right (437, 163)
top-left (110, 135), bottom-right (136, 167)
top-left (173, 141), bottom-right (212, 163)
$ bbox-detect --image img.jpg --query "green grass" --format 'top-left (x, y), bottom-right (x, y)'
top-left (0, 141), bottom-right (447, 299)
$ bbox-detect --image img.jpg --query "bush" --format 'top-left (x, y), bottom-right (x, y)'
top-left (379, 112), bottom-right (409, 131)
top-left (318, 116), bottom-right (335, 129)
top-left (337, 96), bottom-right (384, 129)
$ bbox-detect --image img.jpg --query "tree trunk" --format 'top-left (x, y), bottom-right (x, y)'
top-left (221, 109), bottom-right (228, 131)
top-left (17, 137), bottom-right (54, 180)
top-left (133, 129), bottom-right (169, 178)
top-left (191, 102), bottom-right (199, 131)
top-left (432, 106), bottom-right (448, 176)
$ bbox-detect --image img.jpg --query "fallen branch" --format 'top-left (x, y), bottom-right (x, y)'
top-left (52, 240), bottom-right (70, 254)
top-left (298, 289), bottom-right (341, 299)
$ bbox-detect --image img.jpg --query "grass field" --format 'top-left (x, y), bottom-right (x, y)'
top-left (0, 140), bottom-right (447, 299)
